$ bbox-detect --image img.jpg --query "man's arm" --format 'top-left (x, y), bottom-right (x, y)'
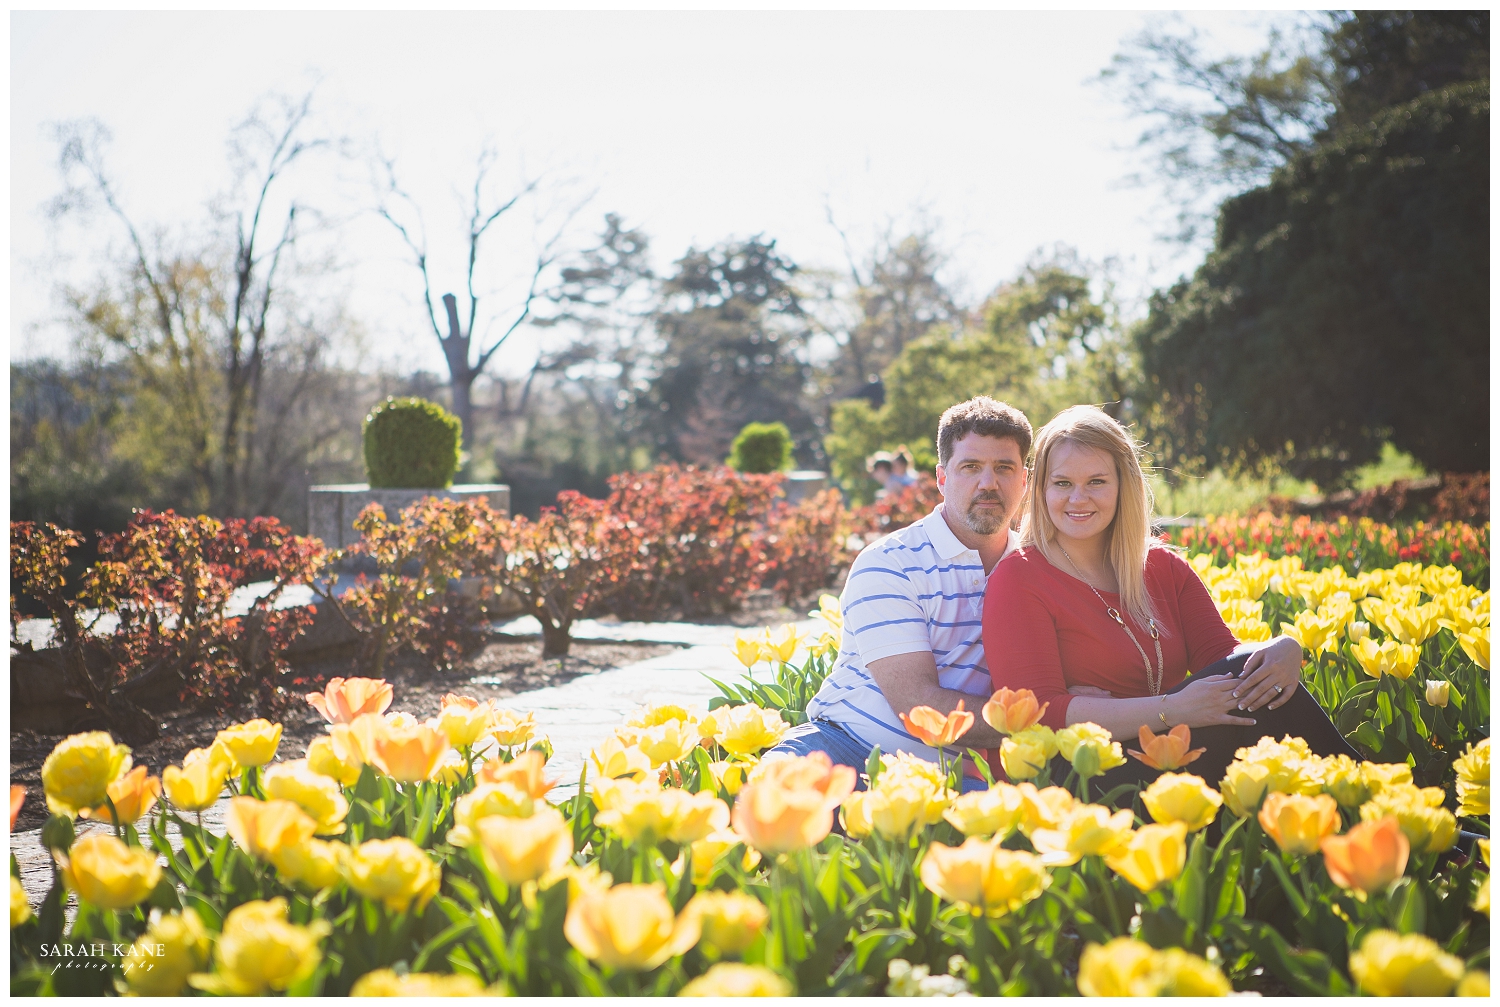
top-left (867, 652), bottom-right (1006, 749)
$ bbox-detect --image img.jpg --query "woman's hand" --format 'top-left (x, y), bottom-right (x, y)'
top-left (1169, 674), bottom-right (1259, 730)
top-left (1231, 637), bottom-right (1304, 712)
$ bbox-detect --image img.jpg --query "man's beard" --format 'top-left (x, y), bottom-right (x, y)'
top-left (961, 495), bottom-right (1009, 535)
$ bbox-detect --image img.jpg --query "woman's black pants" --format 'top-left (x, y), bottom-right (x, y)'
top-left (1094, 652), bottom-right (1362, 793)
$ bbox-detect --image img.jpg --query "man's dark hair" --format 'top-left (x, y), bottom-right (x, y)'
top-left (936, 396), bottom-right (1033, 466)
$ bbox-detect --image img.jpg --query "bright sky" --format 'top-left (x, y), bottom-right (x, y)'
top-left (11, 11), bottom-right (1288, 377)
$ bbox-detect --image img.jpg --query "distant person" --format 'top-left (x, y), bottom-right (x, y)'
top-left (865, 451), bottom-right (896, 496)
top-left (888, 446), bottom-right (918, 488)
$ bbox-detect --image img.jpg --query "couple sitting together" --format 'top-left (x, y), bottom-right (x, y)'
top-left (771, 396), bottom-right (1359, 791)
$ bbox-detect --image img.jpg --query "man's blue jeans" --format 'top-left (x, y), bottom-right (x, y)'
top-left (769, 718), bottom-right (988, 793)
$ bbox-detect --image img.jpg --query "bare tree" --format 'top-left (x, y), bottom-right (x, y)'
top-left (375, 149), bottom-right (584, 455)
top-left (50, 92), bottom-right (335, 516)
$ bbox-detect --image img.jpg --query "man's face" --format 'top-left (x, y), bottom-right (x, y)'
top-left (936, 433), bottom-right (1028, 536)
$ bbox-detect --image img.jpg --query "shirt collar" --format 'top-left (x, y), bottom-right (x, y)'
top-left (927, 504), bottom-right (1020, 561)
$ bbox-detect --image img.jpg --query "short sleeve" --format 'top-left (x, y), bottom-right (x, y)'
top-left (982, 553), bottom-right (1074, 729)
top-left (1159, 549), bottom-right (1239, 671)
top-left (843, 549), bottom-right (932, 663)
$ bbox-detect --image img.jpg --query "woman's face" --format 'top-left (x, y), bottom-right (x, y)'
top-left (1044, 440), bottom-right (1120, 550)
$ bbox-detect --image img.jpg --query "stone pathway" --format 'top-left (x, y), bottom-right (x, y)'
top-left (11, 617), bottom-right (823, 909)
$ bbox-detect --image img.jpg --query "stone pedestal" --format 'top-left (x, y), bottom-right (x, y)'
top-left (308, 484), bottom-right (511, 550)
top-left (783, 470), bottom-right (830, 505)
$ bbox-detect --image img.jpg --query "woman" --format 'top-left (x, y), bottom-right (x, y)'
top-left (982, 405), bottom-right (1358, 788)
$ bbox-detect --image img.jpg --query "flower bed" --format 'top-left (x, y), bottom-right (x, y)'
top-left (11, 559), bottom-right (1491, 996)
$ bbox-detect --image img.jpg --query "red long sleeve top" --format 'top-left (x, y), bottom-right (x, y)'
top-left (982, 545), bottom-right (1239, 731)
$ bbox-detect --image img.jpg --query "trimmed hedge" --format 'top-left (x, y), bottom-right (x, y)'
top-left (363, 397), bottom-right (462, 489)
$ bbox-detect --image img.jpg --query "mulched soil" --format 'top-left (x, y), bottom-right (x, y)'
top-left (10, 637), bottom-right (675, 833)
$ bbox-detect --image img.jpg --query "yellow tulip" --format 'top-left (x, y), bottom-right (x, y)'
top-left (867, 779), bottom-right (952, 842)
top-left (225, 797), bottom-right (317, 861)
top-left (1424, 679), bottom-right (1451, 707)
top-left (1142, 772), bottom-right (1223, 832)
top-left (1382, 602), bottom-right (1444, 646)
top-left (1076, 938), bottom-right (1160, 996)
top-left (446, 782), bottom-right (535, 848)
top-left (189, 898), bottom-right (329, 995)
top-left (475, 749), bottom-right (555, 799)
top-left (1029, 804), bottom-right (1134, 866)
top-left (1281, 609), bottom-right (1341, 654)
top-left (477, 806), bottom-right (574, 885)
top-left (345, 837), bottom-right (440, 913)
top-left (1320, 816), bottom-right (1409, 896)
top-left (215, 719), bottom-right (283, 769)
top-left (942, 783), bottom-right (1029, 839)
top-left (1361, 760), bottom-right (1414, 796)
top-left (878, 751), bottom-right (949, 790)
top-left (563, 882), bottom-right (701, 970)
top-left (1156, 947), bottom-right (1233, 995)
top-left (1317, 754), bottom-right (1371, 810)
top-left (713, 705), bottom-right (789, 757)
top-left (1349, 929), bottom-right (1464, 996)
top-left (1219, 760), bottom-right (1272, 818)
top-left (980, 687), bottom-right (1048, 735)
top-left (350, 968), bottom-right (488, 996)
top-left (680, 962), bottom-right (793, 997)
top-left (486, 708), bottom-right (537, 748)
top-left (764, 624), bottom-right (803, 664)
top-left (1227, 616), bottom-right (1272, 643)
top-left (690, 829), bottom-right (760, 886)
top-left (432, 695), bottom-right (497, 749)
top-left (708, 760), bottom-right (751, 796)
top-left (589, 736), bottom-right (653, 781)
top-left (269, 837), bottom-right (345, 891)
top-left (1056, 722), bottom-right (1125, 779)
top-left (40, 731), bottom-right (132, 817)
top-left (687, 889), bottom-right (769, 956)
top-left (1361, 784), bottom-right (1457, 853)
top-left (123, 909), bottom-right (211, 996)
top-left (1351, 637), bottom-right (1395, 678)
top-left (597, 784), bottom-right (730, 846)
top-left (306, 676), bottom-right (392, 725)
top-left (1258, 792), bottom-right (1339, 856)
top-left (356, 715), bottom-right (451, 783)
top-left (1105, 822), bottom-right (1187, 892)
top-left (263, 760), bottom-right (349, 835)
top-left (1473, 839), bottom-right (1489, 917)
top-left (730, 633), bottom-right (768, 668)
top-left (11, 877), bottom-right (32, 928)
top-left (305, 735), bottom-right (361, 786)
top-left (79, 765), bottom-right (160, 826)
top-left (917, 838), bottom-right (1051, 917)
top-left (1457, 971), bottom-right (1490, 997)
top-left (162, 747), bottom-right (232, 813)
top-left (634, 719), bottom-right (701, 767)
top-left (1454, 738), bottom-right (1490, 817)
top-left (1128, 724), bottom-right (1205, 771)
top-left (999, 726), bottom-right (1057, 781)
top-left (838, 791), bottom-right (873, 840)
top-left (1015, 783), bottom-right (1076, 836)
top-left (1459, 629), bottom-right (1490, 671)
top-left (730, 753), bottom-right (856, 855)
top-left (57, 832), bottom-right (161, 910)
top-left (811, 593), bottom-right (842, 630)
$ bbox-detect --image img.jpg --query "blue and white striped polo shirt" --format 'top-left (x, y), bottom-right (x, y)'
top-left (805, 504), bottom-right (1018, 763)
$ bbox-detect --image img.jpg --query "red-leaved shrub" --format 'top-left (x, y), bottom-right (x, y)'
top-left (852, 475), bottom-right (945, 540)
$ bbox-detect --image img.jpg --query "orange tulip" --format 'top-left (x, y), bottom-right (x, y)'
top-left (476, 750), bottom-right (556, 799)
top-left (731, 753), bottom-right (856, 855)
top-left (10, 785), bottom-right (25, 831)
top-left (80, 766), bottom-right (161, 825)
top-left (982, 688), bottom-right (1049, 735)
top-left (1128, 725), bottom-right (1206, 771)
top-left (1321, 816), bottom-right (1409, 896)
top-left (306, 677), bottom-right (393, 725)
top-left (225, 798), bottom-right (317, 861)
top-left (1258, 792), bottom-right (1339, 856)
top-left (900, 701), bottom-right (974, 748)
top-left (363, 719), bottom-right (450, 784)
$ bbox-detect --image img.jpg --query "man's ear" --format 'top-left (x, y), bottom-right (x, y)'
top-left (935, 464), bottom-right (947, 493)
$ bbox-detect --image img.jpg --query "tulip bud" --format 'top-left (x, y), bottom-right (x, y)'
top-left (1347, 621), bottom-right (1370, 644)
top-left (11, 877), bottom-right (32, 928)
top-left (40, 814), bottom-right (75, 854)
top-left (688, 890), bottom-right (769, 957)
top-left (680, 963), bottom-right (793, 997)
top-left (1425, 680), bottom-right (1451, 707)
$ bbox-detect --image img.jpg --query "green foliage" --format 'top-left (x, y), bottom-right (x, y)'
top-left (363, 397), bottom-right (463, 490)
top-left (826, 255), bottom-right (1137, 503)
top-left (727, 422), bottom-right (793, 474)
top-left (1137, 80), bottom-right (1488, 485)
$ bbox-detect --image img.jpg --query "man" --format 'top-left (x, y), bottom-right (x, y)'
top-left (771, 396), bottom-right (1032, 786)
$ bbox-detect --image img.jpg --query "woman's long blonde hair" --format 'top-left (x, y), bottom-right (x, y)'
top-left (1020, 405), bottom-right (1163, 631)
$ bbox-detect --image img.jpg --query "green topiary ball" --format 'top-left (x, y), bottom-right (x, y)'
top-left (727, 421), bottom-right (793, 474)
top-left (363, 397), bottom-right (463, 489)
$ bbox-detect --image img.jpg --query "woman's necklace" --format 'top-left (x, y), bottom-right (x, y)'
top-left (1056, 541), bottom-right (1165, 696)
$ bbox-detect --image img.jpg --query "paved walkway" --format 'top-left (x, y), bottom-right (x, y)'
top-left (12, 617), bottom-right (823, 908)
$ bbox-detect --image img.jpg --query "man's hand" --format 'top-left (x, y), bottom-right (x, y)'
top-left (866, 652), bottom-right (1007, 749)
